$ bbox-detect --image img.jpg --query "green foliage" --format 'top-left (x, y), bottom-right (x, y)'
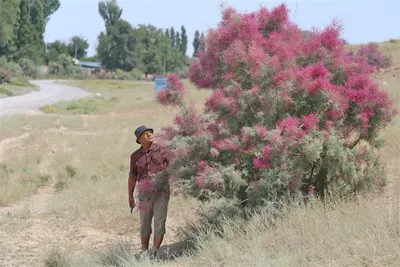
top-left (46, 40), bottom-right (69, 62)
top-left (96, 0), bottom-right (188, 76)
top-left (67, 35), bottom-right (89, 59)
top-left (193, 30), bottom-right (201, 57)
top-left (98, 0), bottom-right (122, 28)
top-left (4, 61), bottom-right (23, 77)
top-left (0, 0), bottom-right (20, 59)
top-left (115, 68), bottom-right (143, 80)
top-left (42, 0), bottom-right (60, 23)
top-left (0, 0), bottom-right (59, 63)
top-left (47, 54), bottom-right (75, 76)
top-left (18, 58), bottom-right (37, 77)
top-left (16, 0), bottom-right (46, 64)
top-left (40, 96), bottom-right (119, 114)
top-left (181, 26), bottom-right (188, 55)
top-left (48, 62), bottom-right (63, 75)
top-left (97, 19), bottom-right (142, 71)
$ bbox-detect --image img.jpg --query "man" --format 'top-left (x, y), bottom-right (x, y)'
top-left (128, 125), bottom-right (170, 257)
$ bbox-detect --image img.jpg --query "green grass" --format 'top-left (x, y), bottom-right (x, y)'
top-left (40, 96), bottom-right (119, 114)
top-left (48, 79), bottom-right (210, 115)
top-left (0, 78), bottom-right (38, 98)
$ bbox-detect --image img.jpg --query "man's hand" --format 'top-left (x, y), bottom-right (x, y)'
top-left (129, 196), bottom-right (135, 211)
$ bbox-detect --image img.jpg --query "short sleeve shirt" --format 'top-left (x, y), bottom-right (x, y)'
top-left (129, 143), bottom-right (170, 195)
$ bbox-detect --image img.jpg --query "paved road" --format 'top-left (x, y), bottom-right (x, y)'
top-left (0, 80), bottom-right (91, 117)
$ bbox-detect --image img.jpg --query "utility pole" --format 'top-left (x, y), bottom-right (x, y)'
top-left (74, 43), bottom-right (78, 59)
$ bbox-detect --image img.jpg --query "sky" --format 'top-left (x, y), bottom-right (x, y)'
top-left (44, 0), bottom-right (400, 57)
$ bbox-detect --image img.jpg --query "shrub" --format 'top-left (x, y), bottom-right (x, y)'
top-left (72, 67), bottom-right (90, 80)
top-left (19, 58), bottom-right (37, 78)
top-left (356, 43), bottom-right (393, 69)
top-left (0, 67), bottom-right (11, 84)
top-left (5, 62), bottom-right (24, 77)
top-left (154, 4), bottom-right (397, 209)
top-left (0, 56), bottom-right (7, 67)
top-left (48, 62), bottom-right (64, 76)
top-left (57, 54), bottom-right (75, 75)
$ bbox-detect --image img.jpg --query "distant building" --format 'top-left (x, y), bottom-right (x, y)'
top-left (73, 58), bottom-right (102, 74)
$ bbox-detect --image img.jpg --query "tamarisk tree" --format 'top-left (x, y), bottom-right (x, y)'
top-left (152, 4), bottom-right (397, 208)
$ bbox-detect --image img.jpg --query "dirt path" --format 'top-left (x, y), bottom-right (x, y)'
top-left (0, 80), bottom-right (91, 117)
top-left (0, 184), bottom-right (128, 267)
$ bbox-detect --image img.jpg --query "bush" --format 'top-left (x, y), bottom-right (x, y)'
top-left (57, 54), bottom-right (75, 75)
top-left (115, 69), bottom-right (132, 80)
top-left (72, 67), bottom-right (90, 80)
top-left (19, 58), bottom-right (37, 78)
top-left (154, 4), bottom-right (397, 210)
top-left (356, 43), bottom-right (393, 69)
top-left (0, 57), bottom-right (7, 67)
top-left (0, 67), bottom-right (11, 84)
top-left (48, 62), bottom-right (64, 76)
top-left (5, 62), bottom-right (24, 77)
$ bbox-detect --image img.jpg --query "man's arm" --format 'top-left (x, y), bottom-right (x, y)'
top-left (128, 175), bottom-right (137, 207)
top-left (128, 154), bottom-right (138, 208)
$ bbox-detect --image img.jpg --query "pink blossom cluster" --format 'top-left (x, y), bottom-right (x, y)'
top-left (195, 161), bottom-right (223, 189)
top-left (355, 43), bottom-right (393, 69)
top-left (156, 73), bottom-right (186, 106)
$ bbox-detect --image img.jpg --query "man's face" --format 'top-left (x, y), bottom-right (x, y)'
top-left (139, 130), bottom-right (154, 145)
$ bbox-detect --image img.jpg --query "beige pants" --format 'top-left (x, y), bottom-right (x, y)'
top-left (139, 193), bottom-right (169, 237)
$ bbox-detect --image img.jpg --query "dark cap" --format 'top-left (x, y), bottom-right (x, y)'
top-left (135, 125), bottom-right (153, 144)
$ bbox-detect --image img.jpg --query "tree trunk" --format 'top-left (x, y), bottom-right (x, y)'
top-left (315, 167), bottom-right (328, 198)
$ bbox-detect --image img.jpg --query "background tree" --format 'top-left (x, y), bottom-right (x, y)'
top-left (68, 35), bottom-right (89, 59)
top-left (175, 32), bottom-right (181, 53)
top-left (98, 0), bottom-right (123, 28)
top-left (45, 40), bottom-right (68, 63)
top-left (0, 0), bottom-right (20, 59)
top-left (42, 0), bottom-right (61, 23)
top-left (193, 30), bottom-right (200, 57)
top-left (180, 26), bottom-right (188, 56)
top-left (170, 27), bottom-right (176, 51)
top-left (97, 20), bottom-right (142, 71)
top-left (138, 24), bottom-right (166, 77)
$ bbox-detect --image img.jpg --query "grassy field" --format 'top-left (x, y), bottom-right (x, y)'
top-left (0, 41), bottom-right (399, 267)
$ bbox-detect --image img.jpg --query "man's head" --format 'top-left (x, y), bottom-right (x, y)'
top-left (135, 125), bottom-right (154, 145)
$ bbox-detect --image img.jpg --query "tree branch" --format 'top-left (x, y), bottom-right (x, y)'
top-left (350, 135), bottom-right (362, 149)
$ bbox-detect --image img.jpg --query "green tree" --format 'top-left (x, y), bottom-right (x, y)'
top-left (42, 0), bottom-right (60, 23)
top-left (180, 26), bottom-right (187, 56)
top-left (192, 30), bottom-right (200, 57)
top-left (46, 40), bottom-right (68, 63)
top-left (0, 0), bottom-right (20, 59)
top-left (199, 32), bottom-right (205, 52)
top-left (170, 27), bottom-right (175, 50)
top-left (98, 0), bottom-right (123, 28)
top-left (67, 35), bottom-right (89, 59)
top-left (138, 25), bottom-right (166, 77)
top-left (175, 32), bottom-right (181, 53)
top-left (16, 0), bottom-right (46, 63)
top-left (97, 20), bottom-right (142, 71)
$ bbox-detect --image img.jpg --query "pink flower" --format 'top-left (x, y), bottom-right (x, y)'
top-left (255, 125), bottom-right (268, 139)
top-left (278, 117), bottom-right (299, 136)
top-left (198, 161), bottom-right (208, 171)
top-left (253, 157), bottom-right (270, 169)
top-left (302, 113), bottom-right (318, 132)
top-left (156, 73), bottom-right (186, 106)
